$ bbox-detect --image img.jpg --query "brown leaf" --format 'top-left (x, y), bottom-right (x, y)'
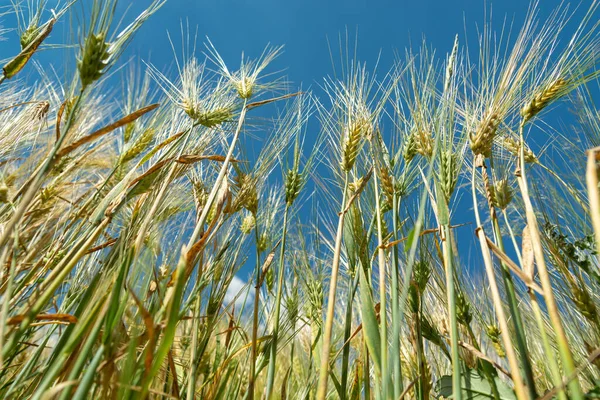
top-left (3, 19), bottom-right (55, 79)
top-left (7, 313), bottom-right (77, 325)
top-left (56, 103), bottom-right (159, 159)
top-left (175, 154), bottom-right (239, 164)
top-left (522, 225), bottom-right (535, 282)
top-left (245, 91), bottom-right (303, 110)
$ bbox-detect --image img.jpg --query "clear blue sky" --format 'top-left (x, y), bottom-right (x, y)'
top-left (2, 0), bottom-right (587, 91)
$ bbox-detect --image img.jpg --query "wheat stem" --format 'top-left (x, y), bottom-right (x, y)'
top-left (316, 171), bottom-right (349, 400)
top-left (265, 205), bottom-right (290, 398)
top-left (516, 122), bottom-right (584, 399)
top-left (472, 164), bottom-right (529, 400)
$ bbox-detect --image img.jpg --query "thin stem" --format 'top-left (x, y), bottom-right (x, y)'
top-left (484, 159), bottom-right (537, 398)
top-left (373, 165), bottom-right (389, 399)
top-left (502, 209), bottom-right (567, 399)
top-left (265, 205), bottom-right (290, 398)
top-left (586, 149), bottom-right (600, 259)
top-left (517, 122), bottom-right (584, 399)
top-left (471, 163), bottom-right (529, 400)
top-left (340, 272), bottom-right (359, 399)
top-left (390, 191), bottom-right (404, 398)
top-left (249, 221), bottom-right (262, 400)
top-left (442, 222), bottom-right (462, 400)
top-left (316, 171), bottom-right (350, 400)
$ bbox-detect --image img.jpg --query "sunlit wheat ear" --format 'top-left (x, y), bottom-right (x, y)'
top-left (284, 169), bottom-right (302, 206)
top-left (485, 323), bottom-right (506, 357)
top-left (31, 100), bottom-right (50, 122)
top-left (78, 0), bottom-right (165, 90)
top-left (205, 39), bottom-right (284, 99)
top-left (120, 128), bottom-right (155, 164)
top-left (147, 59), bottom-right (238, 128)
top-left (490, 178), bottom-right (513, 210)
top-left (240, 213), bottom-right (256, 234)
top-left (502, 136), bottom-right (537, 163)
top-left (341, 115), bottom-right (371, 171)
top-left (413, 129), bottom-right (433, 159)
top-left (521, 78), bottom-right (568, 124)
top-left (571, 283), bottom-right (598, 323)
top-left (469, 109), bottom-right (500, 157)
top-left (232, 171), bottom-right (259, 215)
top-left (78, 33), bottom-right (110, 89)
top-left (378, 163), bottom-right (395, 211)
top-left (439, 151), bottom-right (459, 204)
top-left (403, 132), bottom-right (418, 162)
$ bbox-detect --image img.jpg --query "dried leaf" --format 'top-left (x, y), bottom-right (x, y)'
top-left (522, 225), bottom-right (535, 282)
top-left (56, 103), bottom-right (159, 159)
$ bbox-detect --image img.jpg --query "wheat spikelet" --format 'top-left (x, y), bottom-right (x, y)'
top-left (121, 128), bottom-right (155, 164)
top-left (0, 182), bottom-right (9, 203)
top-left (31, 101), bottom-right (50, 122)
top-left (284, 168), bottom-right (302, 206)
top-left (183, 100), bottom-right (234, 127)
top-left (77, 33), bottom-right (110, 89)
top-left (521, 78), bottom-right (568, 123)
top-left (485, 324), bottom-right (505, 358)
top-left (572, 284), bottom-right (598, 323)
top-left (233, 173), bottom-right (259, 214)
top-left (192, 179), bottom-right (208, 210)
top-left (341, 117), bottom-right (370, 172)
top-left (439, 151), bottom-right (458, 204)
top-left (503, 136), bottom-right (537, 163)
top-left (20, 24), bottom-right (39, 50)
top-left (492, 179), bottom-right (513, 209)
top-left (379, 165), bottom-right (394, 210)
top-left (305, 278), bottom-right (323, 329)
top-left (414, 129), bottom-right (433, 158)
top-left (403, 132), bottom-right (417, 162)
top-left (240, 214), bottom-right (256, 234)
top-left (456, 290), bottom-right (472, 326)
top-left (470, 110), bottom-right (500, 157)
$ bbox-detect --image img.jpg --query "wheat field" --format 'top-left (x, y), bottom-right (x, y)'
top-left (0, 0), bottom-right (600, 399)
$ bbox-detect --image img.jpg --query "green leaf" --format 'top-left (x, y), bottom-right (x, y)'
top-left (436, 369), bottom-right (516, 399)
top-left (404, 227), bottom-right (416, 254)
top-left (357, 264), bottom-right (381, 376)
top-left (586, 381), bottom-right (600, 398)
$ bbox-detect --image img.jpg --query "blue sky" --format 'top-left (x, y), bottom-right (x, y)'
top-left (2, 0), bottom-right (587, 91)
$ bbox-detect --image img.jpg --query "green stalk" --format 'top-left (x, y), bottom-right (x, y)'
top-left (0, 231), bottom-right (19, 371)
top-left (249, 221), bottom-right (262, 400)
top-left (415, 288), bottom-right (425, 400)
top-left (316, 171), bottom-right (350, 400)
top-left (442, 222), bottom-right (461, 400)
top-left (186, 262), bottom-right (204, 400)
top-left (340, 273), bottom-right (359, 399)
top-left (373, 165), bottom-right (390, 399)
top-left (491, 216), bottom-right (537, 398)
top-left (484, 158), bottom-right (537, 398)
top-left (72, 344), bottom-right (105, 400)
top-left (517, 122), bottom-right (584, 399)
top-left (390, 191), bottom-right (404, 398)
top-left (472, 163), bottom-right (529, 400)
top-left (265, 205), bottom-right (290, 398)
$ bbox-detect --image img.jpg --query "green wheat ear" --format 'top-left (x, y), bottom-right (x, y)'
top-left (78, 33), bottom-right (110, 89)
